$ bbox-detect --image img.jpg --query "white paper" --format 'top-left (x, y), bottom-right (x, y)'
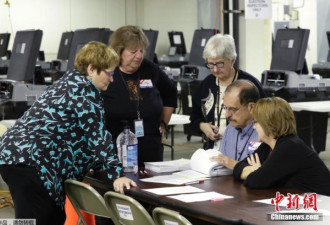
top-left (116, 204), bottom-right (134, 220)
top-left (142, 186), bottom-right (205, 195)
top-left (168, 191), bottom-right (233, 203)
top-left (173, 169), bottom-right (209, 179)
top-left (245, 0), bottom-right (272, 20)
top-left (190, 149), bottom-right (232, 177)
top-left (140, 175), bottom-right (199, 185)
top-left (144, 158), bottom-right (190, 173)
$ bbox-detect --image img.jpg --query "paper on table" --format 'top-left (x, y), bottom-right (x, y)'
top-left (144, 158), bottom-right (190, 173)
top-left (172, 169), bottom-right (209, 179)
top-left (140, 175), bottom-right (199, 185)
top-left (168, 191), bottom-right (234, 203)
top-left (142, 186), bottom-right (205, 195)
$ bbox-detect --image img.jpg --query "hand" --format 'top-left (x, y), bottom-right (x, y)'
top-left (247, 153), bottom-right (261, 171)
top-left (159, 124), bottom-right (166, 141)
top-left (210, 154), bottom-right (238, 170)
top-left (200, 122), bottom-right (221, 141)
top-left (113, 177), bottom-right (137, 194)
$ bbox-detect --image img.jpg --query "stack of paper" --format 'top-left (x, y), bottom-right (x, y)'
top-left (144, 158), bottom-right (190, 173)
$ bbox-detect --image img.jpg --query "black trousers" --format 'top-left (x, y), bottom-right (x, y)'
top-left (0, 165), bottom-right (66, 225)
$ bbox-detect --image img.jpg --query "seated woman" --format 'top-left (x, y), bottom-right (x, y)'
top-left (211, 97), bottom-right (330, 196)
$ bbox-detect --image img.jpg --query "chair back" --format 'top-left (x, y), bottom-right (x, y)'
top-left (104, 191), bottom-right (155, 225)
top-left (64, 179), bottom-right (119, 225)
top-left (152, 207), bottom-right (192, 225)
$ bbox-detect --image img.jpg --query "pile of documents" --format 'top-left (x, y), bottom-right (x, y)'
top-left (144, 158), bottom-right (190, 173)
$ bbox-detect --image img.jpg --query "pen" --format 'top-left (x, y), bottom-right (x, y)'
top-left (211, 197), bottom-right (224, 203)
top-left (184, 180), bottom-right (204, 185)
top-left (143, 170), bottom-right (150, 176)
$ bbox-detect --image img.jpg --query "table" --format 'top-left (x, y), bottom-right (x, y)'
top-left (164, 114), bottom-right (190, 160)
top-left (289, 101), bottom-right (330, 153)
top-left (85, 171), bottom-right (330, 225)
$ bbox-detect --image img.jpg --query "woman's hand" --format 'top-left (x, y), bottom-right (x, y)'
top-left (247, 153), bottom-right (261, 170)
top-left (113, 177), bottom-right (137, 194)
top-left (240, 153), bottom-right (262, 180)
top-left (200, 122), bottom-right (220, 141)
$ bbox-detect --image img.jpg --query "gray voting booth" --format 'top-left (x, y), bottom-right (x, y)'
top-left (0, 29), bottom-right (47, 119)
top-left (0, 33), bottom-right (11, 75)
top-left (262, 28), bottom-right (330, 153)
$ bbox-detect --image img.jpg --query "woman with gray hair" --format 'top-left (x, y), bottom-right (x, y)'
top-left (190, 33), bottom-right (265, 149)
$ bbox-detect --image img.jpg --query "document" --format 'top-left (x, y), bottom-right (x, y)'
top-left (172, 169), bottom-right (209, 179)
top-left (140, 175), bottom-right (200, 185)
top-left (144, 158), bottom-right (190, 173)
top-left (168, 191), bottom-right (234, 203)
top-left (189, 149), bottom-right (232, 177)
top-left (142, 186), bottom-right (205, 195)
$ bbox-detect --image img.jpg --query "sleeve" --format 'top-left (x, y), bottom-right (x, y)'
top-left (232, 143), bottom-right (270, 181)
top-left (189, 84), bottom-right (205, 134)
top-left (220, 128), bottom-right (229, 154)
top-left (243, 140), bottom-right (302, 188)
top-left (71, 87), bottom-right (124, 181)
top-left (154, 66), bottom-right (177, 108)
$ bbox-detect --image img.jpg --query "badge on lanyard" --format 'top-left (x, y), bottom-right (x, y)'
top-left (248, 141), bottom-right (262, 154)
top-left (139, 79), bottom-right (153, 88)
top-left (134, 119), bottom-right (144, 137)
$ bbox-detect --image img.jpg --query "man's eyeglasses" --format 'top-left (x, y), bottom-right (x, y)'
top-left (222, 105), bottom-right (240, 114)
top-left (205, 61), bottom-right (225, 69)
top-left (103, 70), bottom-right (114, 78)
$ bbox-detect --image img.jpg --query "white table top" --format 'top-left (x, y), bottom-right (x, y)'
top-left (289, 101), bottom-right (330, 113)
top-left (168, 114), bottom-right (190, 125)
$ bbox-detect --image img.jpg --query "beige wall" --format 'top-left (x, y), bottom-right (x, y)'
top-left (0, 0), bottom-right (197, 61)
top-left (0, 0), bottom-right (322, 81)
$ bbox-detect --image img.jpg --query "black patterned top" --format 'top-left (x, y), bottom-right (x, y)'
top-left (0, 70), bottom-right (123, 207)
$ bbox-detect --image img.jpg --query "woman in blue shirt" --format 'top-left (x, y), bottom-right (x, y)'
top-left (0, 41), bottom-right (136, 224)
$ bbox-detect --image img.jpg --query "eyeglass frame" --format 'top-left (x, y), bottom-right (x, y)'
top-left (205, 61), bottom-right (225, 69)
top-left (222, 105), bottom-right (241, 114)
top-left (103, 70), bottom-right (114, 78)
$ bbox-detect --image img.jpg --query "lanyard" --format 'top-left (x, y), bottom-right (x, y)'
top-left (119, 70), bottom-right (141, 120)
top-left (235, 126), bottom-right (254, 161)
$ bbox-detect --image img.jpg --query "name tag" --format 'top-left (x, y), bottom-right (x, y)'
top-left (248, 141), bottom-right (262, 154)
top-left (140, 79), bottom-right (153, 88)
top-left (134, 119), bottom-right (144, 137)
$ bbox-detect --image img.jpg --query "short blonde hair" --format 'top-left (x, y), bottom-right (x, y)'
top-left (110, 25), bottom-right (149, 58)
top-left (252, 97), bottom-right (297, 139)
top-left (74, 41), bottom-right (119, 76)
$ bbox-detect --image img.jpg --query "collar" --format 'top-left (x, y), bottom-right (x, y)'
top-left (236, 122), bottom-right (254, 137)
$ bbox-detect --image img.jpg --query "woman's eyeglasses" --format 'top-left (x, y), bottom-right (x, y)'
top-left (103, 70), bottom-right (114, 77)
top-left (205, 61), bottom-right (225, 69)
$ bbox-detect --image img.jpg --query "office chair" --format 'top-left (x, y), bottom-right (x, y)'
top-left (64, 179), bottom-right (119, 225)
top-left (104, 191), bottom-right (155, 225)
top-left (152, 207), bottom-right (192, 225)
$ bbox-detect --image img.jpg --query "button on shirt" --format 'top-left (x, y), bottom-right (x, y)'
top-left (221, 122), bottom-right (258, 161)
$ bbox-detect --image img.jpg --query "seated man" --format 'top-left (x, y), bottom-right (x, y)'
top-left (220, 80), bottom-right (261, 161)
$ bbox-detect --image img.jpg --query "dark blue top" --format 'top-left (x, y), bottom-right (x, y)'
top-left (0, 70), bottom-right (123, 207)
top-left (190, 68), bottom-right (266, 148)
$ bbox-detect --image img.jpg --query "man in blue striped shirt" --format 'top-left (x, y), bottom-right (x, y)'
top-left (220, 80), bottom-right (261, 161)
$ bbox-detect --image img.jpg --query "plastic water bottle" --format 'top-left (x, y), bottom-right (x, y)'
top-left (116, 121), bottom-right (138, 173)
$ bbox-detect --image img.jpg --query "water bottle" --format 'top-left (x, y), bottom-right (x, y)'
top-left (116, 121), bottom-right (138, 173)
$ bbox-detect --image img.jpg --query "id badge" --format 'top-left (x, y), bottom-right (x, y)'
top-left (134, 119), bottom-right (144, 137)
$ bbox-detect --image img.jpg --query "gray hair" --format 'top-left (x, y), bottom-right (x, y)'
top-left (202, 34), bottom-right (237, 61)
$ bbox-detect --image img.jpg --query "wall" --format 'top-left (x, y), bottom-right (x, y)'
top-left (0, 0), bottom-right (197, 61)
